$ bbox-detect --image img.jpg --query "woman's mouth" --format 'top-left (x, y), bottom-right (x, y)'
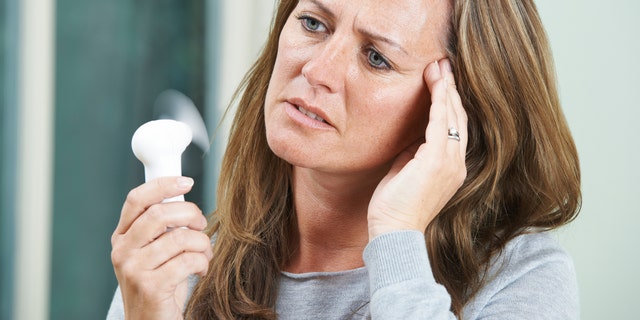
top-left (296, 105), bottom-right (327, 123)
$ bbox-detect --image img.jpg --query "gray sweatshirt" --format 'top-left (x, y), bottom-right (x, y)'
top-left (107, 230), bottom-right (579, 319)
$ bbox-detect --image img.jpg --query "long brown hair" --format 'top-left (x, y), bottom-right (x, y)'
top-left (185, 0), bottom-right (581, 318)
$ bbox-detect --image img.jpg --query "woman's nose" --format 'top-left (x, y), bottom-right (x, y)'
top-left (301, 37), bottom-right (350, 93)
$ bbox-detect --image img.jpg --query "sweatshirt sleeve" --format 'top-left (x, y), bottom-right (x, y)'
top-left (363, 230), bottom-right (580, 320)
top-left (363, 230), bottom-right (457, 320)
top-left (105, 286), bottom-right (124, 320)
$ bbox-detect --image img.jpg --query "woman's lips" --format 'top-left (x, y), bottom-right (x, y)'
top-left (296, 105), bottom-right (327, 123)
top-left (284, 101), bottom-right (334, 130)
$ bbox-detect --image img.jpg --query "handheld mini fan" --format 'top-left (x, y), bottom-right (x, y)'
top-left (131, 119), bottom-right (193, 202)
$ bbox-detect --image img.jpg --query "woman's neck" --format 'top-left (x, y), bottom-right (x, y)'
top-left (284, 166), bottom-right (385, 273)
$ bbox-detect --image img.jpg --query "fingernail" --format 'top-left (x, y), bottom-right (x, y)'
top-left (177, 177), bottom-right (194, 188)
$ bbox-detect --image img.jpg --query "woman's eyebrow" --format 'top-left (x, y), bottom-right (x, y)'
top-left (304, 0), bottom-right (336, 19)
top-left (357, 28), bottom-right (408, 56)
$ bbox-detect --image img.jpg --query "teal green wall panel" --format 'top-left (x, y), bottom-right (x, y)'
top-left (52, 0), bottom-right (205, 318)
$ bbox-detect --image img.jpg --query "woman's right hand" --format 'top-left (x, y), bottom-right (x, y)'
top-left (111, 176), bottom-right (213, 320)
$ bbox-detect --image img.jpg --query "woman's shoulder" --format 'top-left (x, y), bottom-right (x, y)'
top-left (499, 231), bottom-right (575, 276)
top-left (464, 231), bottom-right (580, 319)
top-left (489, 231), bottom-right (578, 292)
top-left (504, 231), bottom-right (570, 260)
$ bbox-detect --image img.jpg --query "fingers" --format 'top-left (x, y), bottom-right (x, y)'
top-left (158, 230), bottom-right (213, 277)
top-left (421, 58), bottom-right (468, 191)
top-left (143, 228), bottom-right (213, 269)
top-left (441, 59), bottom-right (468, 157)
top-left (441, 61), bottom-right (466, 161)
top-left (111, 176), bottom-right (211, 316)
top-left (423, 59), bottom-right (468, 156)
top-left (115, 176), bottom-right (194, 235)
top-left (116, 228), bottom-right (213, 280)
top-left (124, 201), bottom-right (208, 248)
top-left (111, 198), bottom-right (212, 293)
top-left (156, 251), bottom-right (211, 283)
top-left (423, 61), bottom-right (450, 149)
top-left (111, 198), bottom-right (210, 267)
top-left (111, 175), bottom-right (209, 277)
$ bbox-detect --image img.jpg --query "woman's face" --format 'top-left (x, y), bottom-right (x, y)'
top-left (265, 0), bottom-right (450, 175)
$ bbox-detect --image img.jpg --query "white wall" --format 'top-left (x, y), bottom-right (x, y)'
top-left (215, 0), bottom-right (276, 152)
top-left (14, 0), bottom-right (54, 319)
top-left (220, 1), bottom-right (639, 318)
top-left (204, 0), bottom-right (277, 214)
top-left (536, 1), bottom-right (640, 319)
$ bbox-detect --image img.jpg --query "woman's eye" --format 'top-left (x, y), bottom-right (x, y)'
top-left (367, 49), bottom-right (390, 70)
top-left (299, 16), bottom-right (326, 32)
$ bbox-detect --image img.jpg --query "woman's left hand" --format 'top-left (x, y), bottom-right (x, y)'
top-left (368, 59), bottom-right (468, 240)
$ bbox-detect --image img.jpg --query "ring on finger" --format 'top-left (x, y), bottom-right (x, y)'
top-left (447, 127), bottom-right (460, 141)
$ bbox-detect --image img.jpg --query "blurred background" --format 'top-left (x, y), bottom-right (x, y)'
top-left (0, 0), bottom-right (638, 319)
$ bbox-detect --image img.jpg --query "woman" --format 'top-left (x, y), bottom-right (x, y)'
top-left (109, 0), bottom-right (581, 319)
